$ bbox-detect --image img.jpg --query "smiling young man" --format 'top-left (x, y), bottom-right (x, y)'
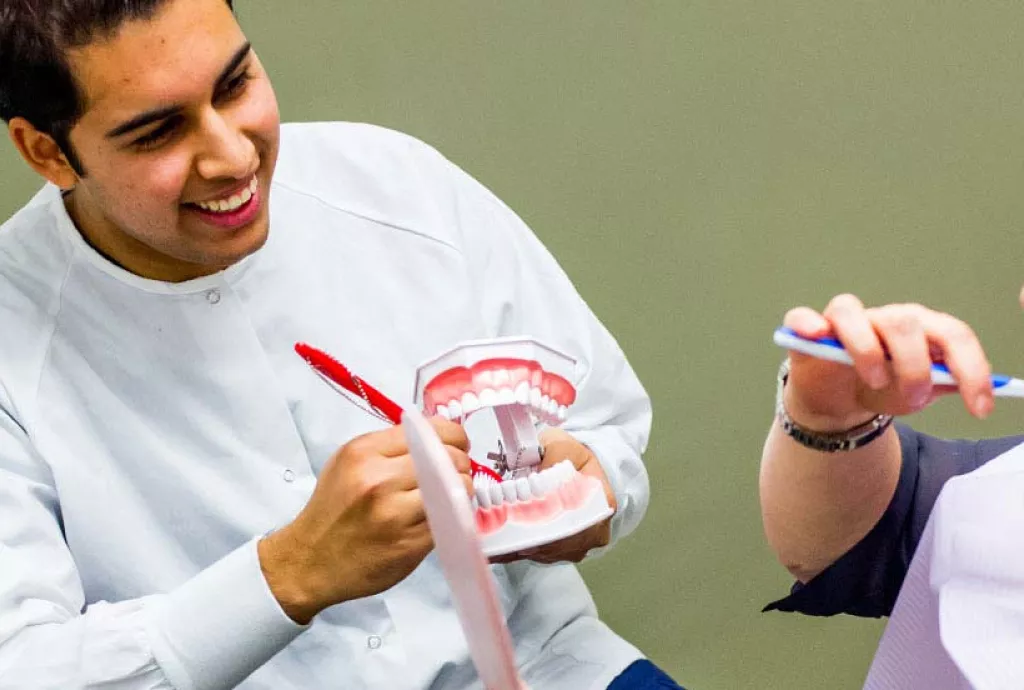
top-left (0, 1), bottom-right (682, 688)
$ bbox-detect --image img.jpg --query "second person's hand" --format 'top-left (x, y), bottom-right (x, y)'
top-left (782, 294), bottom-right (995, 431)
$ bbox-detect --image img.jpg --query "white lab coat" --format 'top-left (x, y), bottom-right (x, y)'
top-left (0, 122), bottom-right (652, 690)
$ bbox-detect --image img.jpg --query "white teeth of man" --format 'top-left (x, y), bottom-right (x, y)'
top-left (478, 389), bottom-right (498, 407)
top-left (476, 486), bottom-right (492, 508)
top-left (498, 388), bottom-right (516, 405)
top-left (196, 176), bottom-right (258, 213)
top-left (515, 478), bottom-right (532, 501)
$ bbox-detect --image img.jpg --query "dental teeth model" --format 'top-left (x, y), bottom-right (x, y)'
top-left (414, 337), bottom-right (613, 557)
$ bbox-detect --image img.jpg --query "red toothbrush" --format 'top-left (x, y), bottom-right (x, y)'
top-left (295, 342), bottom-right (503, 481)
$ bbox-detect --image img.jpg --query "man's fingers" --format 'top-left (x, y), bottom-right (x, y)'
top-left (355, 453), bottom-right (419, 491)
top-left (443, 446), bottom-right (473, 499)
top-left (520, 546), bottom-right (587, 565)
top-left (490, 522), bottom-right (610, 565)
top-left (870, 305), bottom-right (934, 410)
top-left (864, 306), bottom-right (994, 418)
top-left (430, 417), bottom-right (471, 451)
top-left (372, 488), bottom-right (428, 528)
top-left (783, 306), bottom-right (832, 339)
top-left (782, 294), bottom-right (998, 423)
top-left (928, 314), bottom-right (994, 418)
top-left (345, 425), bottom-right (413, 459)
top-left (447, 447), bottom-right (472, 476)
top-left (824, 295), bottom-right (890, 390)
top-left (344, 418), bottom-right (470, 462)
top-left (401, 520), bottom-right (435, 555)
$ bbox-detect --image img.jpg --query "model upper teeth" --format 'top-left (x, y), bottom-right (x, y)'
top-left (195, 177), bottom-right (258, 213)
top-left (422, 359), bottom-right (577, 425)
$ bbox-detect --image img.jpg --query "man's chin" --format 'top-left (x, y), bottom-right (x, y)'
top-left (207, 225), bottom-right (270, 268)
top-left (162, 227), bottom-right (269, 281)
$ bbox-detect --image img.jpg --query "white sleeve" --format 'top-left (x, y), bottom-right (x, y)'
top-left (443, 158), bottom-right (653, 551)
top-left (0, 394), bottom-right (307, 690)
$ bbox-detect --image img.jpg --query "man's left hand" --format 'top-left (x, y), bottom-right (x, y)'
top-left (490, 428), bottom-right (617, 565)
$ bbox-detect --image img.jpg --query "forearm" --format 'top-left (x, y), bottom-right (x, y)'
top-left (759, 386), bottom-right (902, 583)
top-left (1, 539), bottom-right (305, 690)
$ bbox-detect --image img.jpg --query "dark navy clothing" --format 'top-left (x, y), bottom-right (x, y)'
top-left (609, 660), bottom-right (686, 689)
top-left (765, 424), bottom-right (1024, 617)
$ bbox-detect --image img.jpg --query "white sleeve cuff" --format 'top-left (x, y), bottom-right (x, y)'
top-left (145, 537), bottom-right (308, 690)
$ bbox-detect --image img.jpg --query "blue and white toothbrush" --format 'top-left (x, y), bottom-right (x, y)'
top-left (773, 326), bottom-right (1024, 398)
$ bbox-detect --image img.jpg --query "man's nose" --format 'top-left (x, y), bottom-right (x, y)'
top-left (194, 112), bottom-right (257, 181)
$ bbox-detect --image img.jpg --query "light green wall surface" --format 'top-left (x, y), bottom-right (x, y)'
top-left (4, 3), bottom-right (1024, 688)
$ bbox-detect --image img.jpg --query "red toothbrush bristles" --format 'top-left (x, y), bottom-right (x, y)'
top-left (470, 461), bottom-right (503, 481)
top-left (294, 342), bottom-right (503, 482)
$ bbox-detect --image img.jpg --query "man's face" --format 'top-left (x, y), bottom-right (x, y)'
top-left (63, 0), bottom-right (280, 282)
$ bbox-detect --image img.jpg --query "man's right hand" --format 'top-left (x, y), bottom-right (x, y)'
top-left (257, 418), bottom-right (473, 624)
top-left (782, 294), bottom-right (995, 431)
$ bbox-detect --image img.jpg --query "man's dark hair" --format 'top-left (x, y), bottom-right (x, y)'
top-left (0, 0), bottom-right (234, 175)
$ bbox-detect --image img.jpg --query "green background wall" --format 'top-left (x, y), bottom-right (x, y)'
top-left (4, 2), bottom-right (1024, 687)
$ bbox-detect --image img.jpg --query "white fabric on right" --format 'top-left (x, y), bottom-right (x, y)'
top-left (866, 439), bottom-right (1024, 689)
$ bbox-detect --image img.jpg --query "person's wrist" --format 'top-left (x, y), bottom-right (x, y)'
top-left (257, 527), bottom-right (324, 625)
top-left (782, 382), bottom-right (879, 433)
top-left (776, 359), bottom-right (893, 453)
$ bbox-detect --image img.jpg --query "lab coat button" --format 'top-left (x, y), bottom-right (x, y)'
top-left (367, 635), bottom-right (382, 650)
top-left (205, 289), bottom-right (221, 304)
top-left (282, 469), bottom-right (295, 483)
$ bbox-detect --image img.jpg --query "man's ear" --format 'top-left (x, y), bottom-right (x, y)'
top-left (8, 117), bottom-right (80, 189)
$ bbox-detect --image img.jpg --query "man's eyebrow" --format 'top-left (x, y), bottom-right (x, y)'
top-left (104, 42), bottom-right (253, 140)
top-left (105, 105), bottom-right (184, 139)
top-left (213, 42), bottom-right (253, 90)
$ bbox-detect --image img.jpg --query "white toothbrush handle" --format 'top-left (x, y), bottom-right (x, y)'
top-left (773, 327), bottom-right (1024, 399)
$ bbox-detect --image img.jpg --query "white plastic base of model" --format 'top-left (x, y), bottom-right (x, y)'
top-left (480, 484), bottom-right (614, 558)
